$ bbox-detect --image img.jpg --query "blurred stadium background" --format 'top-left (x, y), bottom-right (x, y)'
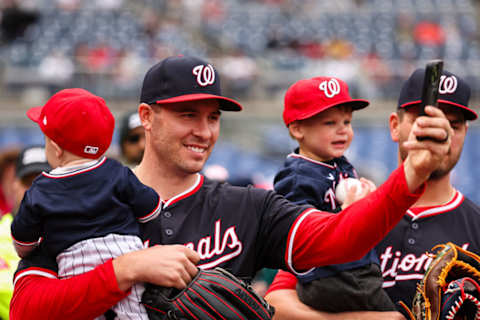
top-left (1, 0), bottom-right (480, 201)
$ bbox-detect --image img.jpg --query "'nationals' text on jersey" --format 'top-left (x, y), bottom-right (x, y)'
top-left (140, 174), bottom-right (310, 280)
top-left (375, 191), bottom-right (480, 305)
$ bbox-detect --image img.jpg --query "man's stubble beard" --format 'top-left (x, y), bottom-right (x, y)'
top-left (398, 141), bottom-right (463, 181)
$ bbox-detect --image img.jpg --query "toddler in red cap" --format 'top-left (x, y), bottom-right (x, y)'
top-left (11, 88), bottom-right (160, 319)
top-left (273, 77), bottom-right (396, 312)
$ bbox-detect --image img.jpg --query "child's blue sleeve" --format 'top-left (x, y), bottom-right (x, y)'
top-left (124, 168), bottom-right (162, 223)
top-left (11, 191), bottom-right (43, 244)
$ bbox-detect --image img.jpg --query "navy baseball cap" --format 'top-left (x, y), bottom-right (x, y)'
top-left (398, 68), bottom-right (477, 120)
top-left (140, 55), bottom-right (242, 111)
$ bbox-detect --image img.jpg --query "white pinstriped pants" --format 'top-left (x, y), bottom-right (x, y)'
top-left (57, 233), bottom-right (148, 320)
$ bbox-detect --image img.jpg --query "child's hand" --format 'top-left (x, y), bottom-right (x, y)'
top-left (340, 177), bottom-right (377, 209)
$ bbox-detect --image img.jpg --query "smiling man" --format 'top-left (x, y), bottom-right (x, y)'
top-left (11, 56), bottom-right (453, 320)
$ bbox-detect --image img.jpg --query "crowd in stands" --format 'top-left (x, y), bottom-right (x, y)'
top-left (0, 0), bottom-right (479, 101)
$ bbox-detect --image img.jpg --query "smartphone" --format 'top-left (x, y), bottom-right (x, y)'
top-left (417, 60), bottom-right (443, 140)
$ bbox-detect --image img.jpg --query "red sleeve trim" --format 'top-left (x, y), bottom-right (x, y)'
top-left (13, 267), bottom-right (58, 286)
top-left (138, 199), bottom-right (162, 223)
top-left (265, 270), bottom-right (298, 295)
top-left (286, 164), bottom-right (424, 272)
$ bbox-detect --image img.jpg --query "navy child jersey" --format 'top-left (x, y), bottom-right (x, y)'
top-left (376, 191), bottom-right (480, 305)
top-left (274, 150), bottom-right (357, 212)
top-left (141, 174), bottom-right (310, 281)
top-left (11, 157), bottom-right (161, 258)
top-left (274, 150), bottom-right (377, 281)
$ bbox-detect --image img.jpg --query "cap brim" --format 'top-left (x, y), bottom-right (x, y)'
top-left (26, 106), bottom-right (43, 123)
top-left (16, 163), bottom-right (50, 179)
top-left (156, 93), bottom-right (242, 111)
top-left (399, 100), bottom-right (478, 121)
top-left (294, 99), bottom-right (370, 122)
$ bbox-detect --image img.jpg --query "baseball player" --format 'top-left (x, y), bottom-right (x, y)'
top-left (275, 76), bottom-right (395, 312)
top-left (264, 68), bottom-right (480, 320)
top-left (10, 56), bottom-right (452, 320)
top-left (376, 68), bottom-right (480, 309)
top-left (10, 89), bottom-right (162, 319)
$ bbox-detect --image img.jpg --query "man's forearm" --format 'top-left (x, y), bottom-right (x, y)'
top-left (10, 260), bottom-right (127, 320)
top-left (265, 289), bottom-right (405, 320)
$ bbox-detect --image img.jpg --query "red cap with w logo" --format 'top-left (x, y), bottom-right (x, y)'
top-left (283, 76), bottom-right (369, 126)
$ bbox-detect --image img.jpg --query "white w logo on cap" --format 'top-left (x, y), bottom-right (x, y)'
top-left (193, 64), bottom-right (216, 87)
top-left (439, 75), bottom-right (458, 94)
top-left (318, 78), bottom-right (341, 98)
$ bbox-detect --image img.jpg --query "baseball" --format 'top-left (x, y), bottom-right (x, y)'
top-left (335, 178), bottom-right (363, 205)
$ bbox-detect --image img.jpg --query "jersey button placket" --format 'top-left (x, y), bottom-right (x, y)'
top-left (165, 228), bottom-right (174, 236)
top-left (164, 211), bottom-right (172, 218)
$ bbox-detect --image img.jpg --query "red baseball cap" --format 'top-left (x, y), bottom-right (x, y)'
top-left (26, 88), bottom-right (115, 159)
top-left (283, 77), bottom-right (369, 126)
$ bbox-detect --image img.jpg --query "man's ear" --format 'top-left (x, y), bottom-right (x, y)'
top-left (288, 121), bottom-right (304, 141)
top-left (389, 112), bottom-right (400, 142)
top-left (138, 103), bottom-right (154, 131)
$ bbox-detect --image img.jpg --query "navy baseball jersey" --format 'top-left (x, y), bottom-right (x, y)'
top-left (140, 174), bottom-right (311, 280)
top-left (274, 150), bottom-right (378, 281)
top-left (274, 150), bottom-right (357, 212)
top-left (11, 157), bottom-right (161, 258)
top-left (376, 191), bottom-right (480, 306)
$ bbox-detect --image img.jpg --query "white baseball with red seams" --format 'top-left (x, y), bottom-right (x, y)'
top-left (335, 178), bottom-right (363, 204)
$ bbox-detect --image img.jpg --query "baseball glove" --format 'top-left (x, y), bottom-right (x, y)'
top-left (141, 267), bottom-right (275, 320)
top-left (399, 242), bottom-right (480, 320)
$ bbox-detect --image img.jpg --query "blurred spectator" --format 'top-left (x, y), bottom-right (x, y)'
top-left (203, 164), bottom-right (229, 182)
top-left (414, 20), bottom-right (446, 47)
top-left (0, 145), bottom-right (50, 319)
top-left (218, 51), bottom-right (258, 98)
top-left (12, 145), bottom-right (51, 215)
top-left (87, 42), bottom-right (118, 74)
top-left (201, 0), bottom-right (226, 24)
top-left (0, 148), bottom-right (20, 216)
top-left (93, 0), bottom-right (123, 10)
top-left (38, 51), bottom-right (75, 95)
top-left (0, 0), bottom-right (38, 44)
top-left (118, 110), bottom-right (145, 168)
top-left (55, 0), bottom-right (81, 11)
top-left (113, 49), bottom-right (144, 93)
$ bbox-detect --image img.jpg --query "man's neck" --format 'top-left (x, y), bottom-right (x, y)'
top-left (134, 157), bottom-right (200, 200)
top-left (413, 173), bottom-right (455, 207)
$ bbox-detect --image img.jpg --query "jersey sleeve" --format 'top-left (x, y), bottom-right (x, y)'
top-left (11, 259), bottom-right (127, 320)
top-left (124, 167), bottom-right (162, 223)
top-left (255, 189), bottom-right (313, 270)
top-left (265, 270), bottom-right (298, 295)
top-left (10, 190), bottom-right (42, 246)
top-left (285, 164), bottom-right (425, 273)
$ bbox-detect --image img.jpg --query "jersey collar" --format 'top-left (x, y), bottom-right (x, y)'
top-left (406, 190), bottom-right (463, 221)
top-left (287, 150), bottom-right (337, 169)
top-left (162, 173), bottom-right (204, 208)
top-left (42, 157), bottom-right (106, 179)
